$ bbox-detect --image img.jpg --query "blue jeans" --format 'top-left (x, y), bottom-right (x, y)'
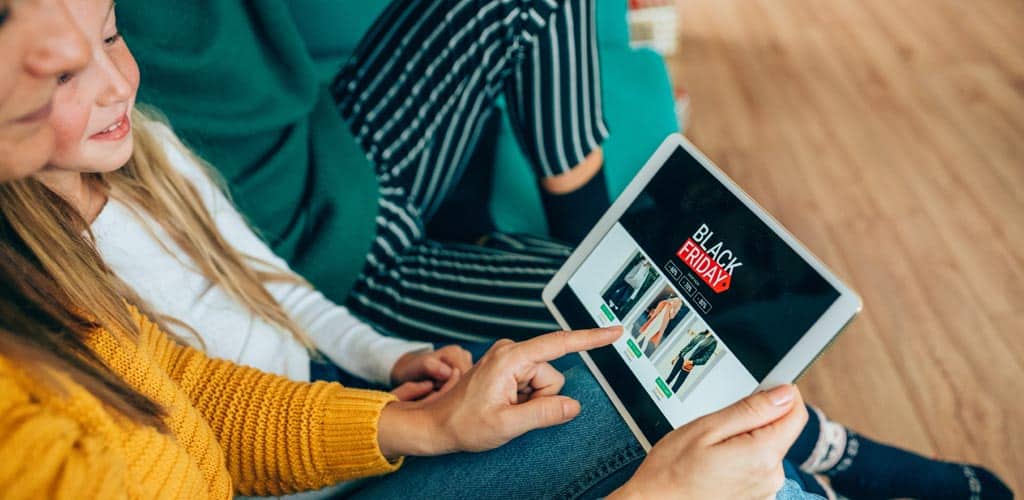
top-left (348, 357), bottom-right (644, 499)
top-left (325, 343), bottom-right (820, 499)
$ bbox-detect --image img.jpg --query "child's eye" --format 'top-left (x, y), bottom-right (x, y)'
top-left (103, 32), bottom-right (122, 46)
top-left (57, 73), bottom-right (74, 86)
top-left (0, 7), bottom-right (9, 28)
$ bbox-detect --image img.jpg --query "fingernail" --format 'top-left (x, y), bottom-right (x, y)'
top-left (767, 385), bottom-right (794, 406)
top-left (562, 399), bottom-right (580, 419)
top-left (439, 364), bottom-right (452, 376)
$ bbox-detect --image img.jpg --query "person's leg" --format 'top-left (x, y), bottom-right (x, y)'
top-left (643, 342), bottom-right (656, 358)
top-left (348, 361), bottom-right (646, 500)
top-left (503, 0), bottom-right (611, 244)
top-left (333, 0), bottom-right (558, 218)
top-left (348, 229), bottom-right (569, 343)
top-left (336, 0), bottom-right (609, 245)
top-left (424, 112), bottom-right (501, 243)
top-left (781, 461), bottom-right (830, 500)
top-left (607, 283), bottom-right (630, 310)
top-left (784, 405), bottom-right (1013, 500)
top-left (664, 362), bottom-right (682, 388)
top-left (328, 0), bottom-right (603, 342)
top-left (670, 368), bottom-right (689, 393)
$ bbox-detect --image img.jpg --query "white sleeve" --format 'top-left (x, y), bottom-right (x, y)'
top-left (159, 126), bottom-right (432, 385)
top-left (264, 282), bottom-right (432, 385)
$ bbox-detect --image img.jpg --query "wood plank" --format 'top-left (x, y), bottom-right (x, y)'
top-left (671, 0), bottom-right (1024, 491)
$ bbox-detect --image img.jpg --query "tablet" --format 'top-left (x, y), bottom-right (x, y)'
top-left (542, 134), bottom-right (861, 450)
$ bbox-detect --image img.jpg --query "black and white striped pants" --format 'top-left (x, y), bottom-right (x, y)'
top-left (332, 0), bottom-right (607, 342)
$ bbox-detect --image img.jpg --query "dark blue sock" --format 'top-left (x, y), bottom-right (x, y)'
top-left (792, 405), bottom-right (1013, 499)
top-left (786, 403), bottom-right (822, 465)
top-left (539, 168), bottom-right (609, 245)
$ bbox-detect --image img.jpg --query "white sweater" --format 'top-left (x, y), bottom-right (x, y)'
top-left (92, 124), bottom-right (430, 384)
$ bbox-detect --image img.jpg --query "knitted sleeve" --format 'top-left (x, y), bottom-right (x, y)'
top-left (143, 318), bottom-right (402, 496)
top-left (0, 361), bottom-right (129, 500)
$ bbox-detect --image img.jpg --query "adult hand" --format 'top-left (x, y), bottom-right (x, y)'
top-left (609, 385), bottom-right (808, 500)
top-left (377, 326), bottom-right (623, 458)
top-left (391, 344), bottom-right (473, 386)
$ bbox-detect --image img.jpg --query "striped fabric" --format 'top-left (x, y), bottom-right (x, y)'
top-left (331, 0), bottom-right (607, 342)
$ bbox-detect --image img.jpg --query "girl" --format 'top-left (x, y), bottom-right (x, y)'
top-left (18, 0), bottom-right (469, 395)
top-left (0, 2), bottom-right (817, 499)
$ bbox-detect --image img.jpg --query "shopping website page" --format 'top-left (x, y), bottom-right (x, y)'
top-left (567, 148), bottom-right (840, 426)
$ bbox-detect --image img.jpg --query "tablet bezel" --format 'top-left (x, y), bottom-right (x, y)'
top-left (542, 133), bottom-right (862, 450)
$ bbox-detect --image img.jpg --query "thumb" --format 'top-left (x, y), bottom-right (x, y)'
top-left (695, 385), bottom-right (797, 444)
top-left (500, 395), bottom-right (581, 438)
top-left (391, 380), bottom-right (435, 401)
top-left (744, 387), bottom-right (807, 457)
top-left (421, 368), bottom-right (461, 403)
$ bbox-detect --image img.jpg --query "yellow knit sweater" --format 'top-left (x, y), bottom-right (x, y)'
top-left (0, 311), bottom-right (401, 499)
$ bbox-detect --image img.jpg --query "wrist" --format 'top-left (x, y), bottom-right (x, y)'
top-left (377, 401), bottom-right (454, 458)
top-left (390, 352), bottom-right (414, 385)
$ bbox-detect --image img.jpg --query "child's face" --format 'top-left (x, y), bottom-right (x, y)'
top-left (44, 0), bottom-right (138, 174)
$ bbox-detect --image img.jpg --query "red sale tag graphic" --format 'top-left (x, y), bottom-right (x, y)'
top-left (676, 238), bottom-right (732, 293)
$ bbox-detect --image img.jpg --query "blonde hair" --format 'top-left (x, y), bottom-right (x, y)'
top-left (0, 108), bottom-right (316, 351)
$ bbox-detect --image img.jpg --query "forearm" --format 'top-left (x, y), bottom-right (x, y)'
top-left (276, 283), bottom-right (432, 384)
top-left (158, 334), bottom-right (401, 495)
top-left (199, 169), bottom-right (433, 386)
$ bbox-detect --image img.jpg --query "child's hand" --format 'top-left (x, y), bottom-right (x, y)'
top-left (391, 375), bottom-right (461, 402)
top-left (391, 345), bottom-right (473, 387)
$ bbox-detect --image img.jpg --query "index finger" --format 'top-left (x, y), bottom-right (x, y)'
top-left (515, 326), bottom-right (623, 363)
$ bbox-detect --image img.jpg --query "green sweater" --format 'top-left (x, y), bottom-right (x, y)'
top-left (117, 1), bottom-right (379, 301)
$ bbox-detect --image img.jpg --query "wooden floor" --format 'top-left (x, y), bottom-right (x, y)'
top-left (668, 0), bottom-right (1024, 492)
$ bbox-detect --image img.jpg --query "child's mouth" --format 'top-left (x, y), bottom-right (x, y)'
top-left (91, 114), bottom-right (131, 141)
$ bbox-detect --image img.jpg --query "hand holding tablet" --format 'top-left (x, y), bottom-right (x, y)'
top-left (610, 385), bottom-right (808, 500)
top-left (543, 134), bottom-right (861, 448)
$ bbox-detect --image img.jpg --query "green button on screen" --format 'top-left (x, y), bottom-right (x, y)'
top-left (626, 338), bottom-right (642, 358)
top-left (600, 304), bottom-right (614, 322)
top-left (655, 378), bottom-right (672, 398)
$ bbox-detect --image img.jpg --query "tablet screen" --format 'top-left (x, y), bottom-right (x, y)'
top-left (556, 146), bottom-right (840, 431)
